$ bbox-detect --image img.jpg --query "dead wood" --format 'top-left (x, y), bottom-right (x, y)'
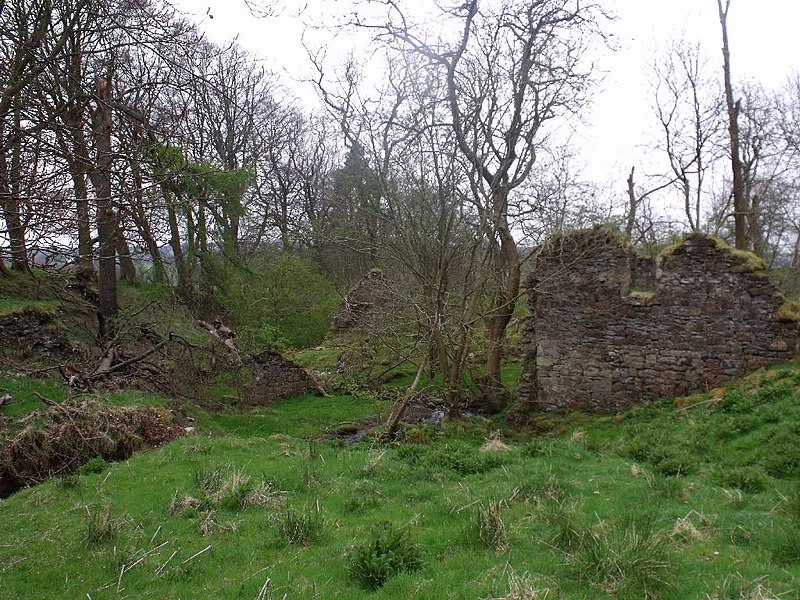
top-left (385, 358), bottom-right (427, 439)
top-left (198, 320), bottom-right (242, 365)
top-left (33, 391), bottom-right (59, 406)
top-left (302, 367), bottom-right (328, 397)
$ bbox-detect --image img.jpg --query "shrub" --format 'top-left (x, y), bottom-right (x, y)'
top-left (214, 250), bottom-right (339, 350)
top-left (715, 466), bottom-right (767, 494)
top-left (431, 441), bottom-right (503, 475)
top-left (347, 523), bottom-right (423, 590)
top-left (77, 457), bottom-right (109, 475)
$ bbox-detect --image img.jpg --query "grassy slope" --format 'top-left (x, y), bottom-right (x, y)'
top-left (1, 364), bottom-right (799, 599)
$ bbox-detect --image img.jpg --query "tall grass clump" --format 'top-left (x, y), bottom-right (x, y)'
top-left (278, 504), bottom-right (325, 546)
top-left (573, 513), bottom-right (671, 597)
top-left (83, 503), bottom-right (124, 547)
top-left (347, 523), bottom-right (423, 590)
top-left (471, 500), bottom-right (509, 553)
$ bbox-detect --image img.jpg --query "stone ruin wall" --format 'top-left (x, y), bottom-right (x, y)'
top-left (518, 231), bottom-right (799, 412)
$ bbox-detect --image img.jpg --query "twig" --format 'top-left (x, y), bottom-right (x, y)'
top-left (149, 525), bottom-right (162, 545)
top-left (33, 391), bottom-right (59, 406)
top-left (182, 544), bottom-right (212, 564)
top-left (156, 551), bottom-right (177, 576)
top-left (24, 365), bottom-right (64, 376)
top-left (255, 577), bottom-right (271, 600)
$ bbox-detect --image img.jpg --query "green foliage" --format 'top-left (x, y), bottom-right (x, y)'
top-left (214, 249), bottom-right (339, 349)
top-left (77, 457), bottom-right (109, 475)
top-left (347, 523), bottom-right (423, 590)
top-left (148, 143), bottom-right (252, 201)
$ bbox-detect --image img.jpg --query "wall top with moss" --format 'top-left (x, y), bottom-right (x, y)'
top-left (518, 231), bottom-right (799, 412)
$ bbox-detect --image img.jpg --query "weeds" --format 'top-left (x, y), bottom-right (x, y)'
top-left (572, 513), bottom-right (671, 597)
top-left (184, 466), bottom-right (283, 512)
top-left (706, 574), bottom-right (781, 599)
top-left (347, 522), bottom-right (423, 590)
top-left (83, 503), bottom-right (124, 546)
top-left (472, 500), bottom-right (509, 553)
top-left (486, 566), bottom-right (554, 600)
top-left (278, 503), bottom-right (325, 546)
top-left (543, 501), bottom-right (584, 554)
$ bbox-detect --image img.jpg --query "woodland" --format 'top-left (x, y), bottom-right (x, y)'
top-left (1, 1), bottom-right (800, 598)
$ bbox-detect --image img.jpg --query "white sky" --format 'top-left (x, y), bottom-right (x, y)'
top-left (172, 0), bottom-right (800, 212)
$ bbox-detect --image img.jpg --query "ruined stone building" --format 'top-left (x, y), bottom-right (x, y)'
top-left (332, 268), bottom-right (392, 331)
top-left (518, 229), bottom-right (799, 412)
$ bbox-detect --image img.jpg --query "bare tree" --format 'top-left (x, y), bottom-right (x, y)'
top-left (352, 0), bottom-right (606, 403)
top-left (717, 0), bottom-right (748, 249)
top-left (651, 38), bottom-right (723, 233)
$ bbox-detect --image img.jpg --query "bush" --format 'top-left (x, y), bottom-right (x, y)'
top-left (347, 523), bottom-right (423, 590)
top-left (715, 466), bottom-right (767, 494)
top-left (213, 250), bottom-right (339, 350)
top-left (77, 457), bottom-right (108, 475)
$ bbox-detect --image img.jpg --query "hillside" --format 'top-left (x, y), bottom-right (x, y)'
top-left (2, 299), bottom-right (800, 600)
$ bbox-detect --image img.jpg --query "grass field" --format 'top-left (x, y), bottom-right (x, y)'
top-left (1, 364), bottom-right (799, 599)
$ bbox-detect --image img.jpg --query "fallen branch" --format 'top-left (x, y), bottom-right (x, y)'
top-left (33, 391), bottom-right (59, 406)
top-left (302, 367), bottom-right (328, 397)
top-left (198, 320), bottom-right (241, 365)
top-left (88, 336), bottom-right (171, 381)
top-left (384, 357), bottom-right (427, 439)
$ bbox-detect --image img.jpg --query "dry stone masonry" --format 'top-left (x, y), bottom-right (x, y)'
top-left (518, 229), bottom-right (799, 412)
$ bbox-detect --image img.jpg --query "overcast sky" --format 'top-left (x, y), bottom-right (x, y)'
top-left (170, 0), bottom-right (800, 212)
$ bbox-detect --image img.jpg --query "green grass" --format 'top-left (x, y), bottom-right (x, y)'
top-left (0, 298), bottom-right (59, 316)
top-left (1, 365), bottom-right (800, 598)
top-left (0, 375), bottom-right (171, 420)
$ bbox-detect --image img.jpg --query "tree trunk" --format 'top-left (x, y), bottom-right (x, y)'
top-left (115, 221), bottom-right (137, 282)
top-left (485, 191), bottom-right (520, 392)
top-left (717, 0), bottom-right (748, 250)
top-left (73, 171), bottom-right (95, 279)
top-left (162, 185), bottom-right (192, 300)
top-left (90, 74), bottom-right (118, 320)
top-left (0, 107), bottom-right (31, 274)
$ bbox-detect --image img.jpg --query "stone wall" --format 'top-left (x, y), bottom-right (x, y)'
top-left (332, 269), bottom-right (392, 331)
top-left (518, 230), bottom-right (799, 412)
